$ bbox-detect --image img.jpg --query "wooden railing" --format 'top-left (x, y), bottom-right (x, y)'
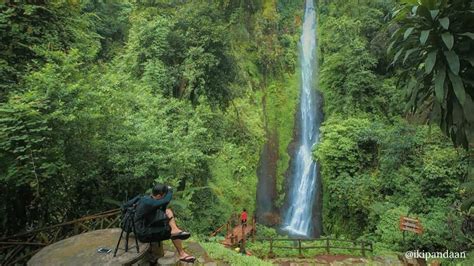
top-left (0, 208), bottom-right (121, 265)
top-left (210, 213), bottom-right (256, 248)
top-left (210, 213), bottom-right (240, 237)
top-left (256, 237), bottom-right (373, 258)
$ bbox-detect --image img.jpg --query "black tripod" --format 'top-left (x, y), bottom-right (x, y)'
top-left (114, 207), bottom-right (140, 257)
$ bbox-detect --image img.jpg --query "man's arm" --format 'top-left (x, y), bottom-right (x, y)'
top-left (122, 195), bottom-right (141, 210)
top-left (141, 189), bottom-right (173, 209)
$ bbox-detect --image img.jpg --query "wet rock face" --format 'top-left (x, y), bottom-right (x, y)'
top-left (261, 212), bottom-right (281, 226)
top-left (256, 129), bottom-right (279, 226)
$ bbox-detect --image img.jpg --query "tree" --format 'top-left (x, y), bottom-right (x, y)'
top-left (389, 0), bottom-right (474, 149)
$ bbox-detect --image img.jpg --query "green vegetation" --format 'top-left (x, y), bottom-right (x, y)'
top-left (389, 0), bottom-right (474, 148)
top-left (202, 242), bottom-right (273, 266)
top-left (315, 0), bottom-right (471, 259)
top-left (0, 0), bottom-right (303, 237)
top-left (265, 73), bottom-right (300, 203)
top-left (0, 0), bottom-right (472, 264)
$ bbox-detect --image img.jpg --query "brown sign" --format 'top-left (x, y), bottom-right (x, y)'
top-left (400, 216), bottom-right (423, 234)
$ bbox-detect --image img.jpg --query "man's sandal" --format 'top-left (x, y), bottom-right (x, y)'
top-left (170, 231), bottom-right (191, 240)
top-left (179, 255), bottom-right (196, 263)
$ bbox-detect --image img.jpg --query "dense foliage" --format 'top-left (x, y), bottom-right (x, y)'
top-left (316, 0), bottom-right (471, 256)
top-left (0, 0), bottom-right (471, 263)
top-left (389, 0), bottom-right (474, 148)
top-left (0, 0), bottom-right (303, 238)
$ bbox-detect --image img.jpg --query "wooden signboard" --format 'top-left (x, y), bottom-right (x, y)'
top-left (399, 216), bottom-right (423, 234)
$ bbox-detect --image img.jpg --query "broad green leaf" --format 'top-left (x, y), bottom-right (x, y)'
top-left (390, 28), bottom-right (402, 39)
top-left (420, 0), bottom-right (437, 9)
top-left (441, 32), bottom-right (454, 50)
top-left (434, 66), bottom-right (446, 103)
top-left (393, 48), bottom-right (404, 65)
top-left (444, 50), bottom-right (460, 74)
top-left (453, 99), bottom-right (463, 126)
top-left (425, 51), bottom-right (437, 74)
top-left (438, 17), bottom-right (449, 29)
top-left (403, 48), bottom-right (419, 64)
top-left (404, 27), bottom-right (415, 40)
top-left (429, 9), bottom-right (439, 20)
top-left (392, 7), bottom-right (403, 19)
top-left (405, 77), bottom-right (418, 108)
top-left (416, 5), bottom-right (432, 21)
top-left (408, 85), bottom-right (418, 108)
top-left (431, 101), bottom-right (441, 123)
top-left (420, 30), bottom-right (430, 45)
top-left (387, 40), bottom-right (396, 54)
top-left (464, 95), bottom-right (474, 123)
top-left (459, 32), bottom-right (474, 40)
top-left (448, 71), bottom-right (465, 106)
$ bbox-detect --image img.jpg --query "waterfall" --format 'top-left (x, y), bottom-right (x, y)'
top-left (282, 0), bottom-right (322, 237)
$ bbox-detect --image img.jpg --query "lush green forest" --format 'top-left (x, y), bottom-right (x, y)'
top-left (316, 0), bottom-right (472, 255)
top-left (0, 0), bottom-right (302, 235)
top-left (0, 0), bottom-right (473, 264)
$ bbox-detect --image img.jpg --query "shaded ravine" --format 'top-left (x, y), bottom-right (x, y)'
top-left (282, 0), bottom-right (323, 237)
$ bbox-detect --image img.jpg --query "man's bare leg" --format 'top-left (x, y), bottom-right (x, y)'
top-left (166, 208), bottom-right (193, 259)
top-left (165, 209), bottom-right (182, 235)
top-left (171, 239), bottom-right (192, 258)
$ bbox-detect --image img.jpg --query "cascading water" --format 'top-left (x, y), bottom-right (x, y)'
top-left (282, 0), bottom-right (322, 237)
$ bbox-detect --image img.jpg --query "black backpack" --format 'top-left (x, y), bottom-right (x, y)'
top-left (120, 207), bottom-right (136, 233)
top-left (136, 208), bottom-right (172, 242)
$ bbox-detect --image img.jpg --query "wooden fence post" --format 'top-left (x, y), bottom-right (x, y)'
top-left (230, 217), bottom-right (235, 245)
top-left (268, 239), bottom-right (275, 258)
top-left (361, 241), bottom-right (366, 257)
top-left (241, 223), bottom-right (246, 254)
top-left (226, 222), bottom-right (229, 238)
top-left (73, 223), bottom-right (79, 235)
top-left (325, 238), bottom-right (330, 254)
top-left (298, 240), bottom-right (303, 258)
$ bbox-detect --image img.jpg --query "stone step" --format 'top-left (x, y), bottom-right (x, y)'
top-left (137, 241), bottom-right (216, 266)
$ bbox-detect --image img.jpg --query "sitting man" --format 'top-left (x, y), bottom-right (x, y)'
top-left (122, 183), bottom-right (195, 263)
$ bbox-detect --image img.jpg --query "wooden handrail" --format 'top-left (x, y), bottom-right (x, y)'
top-left (1, 208), bottom-right (121, 265)
top-left (260, 237), bottom-right (373, 258)
top-left (256, 237), bottom-right (366, 243)
top-left (0, 242), bottom-right (47, 246)
top-left (209, 223), bottom-right (226, 237)
top-left (211, 212), bottom-right (256, 238)
top-left (0, 209), bottom-right (120, 241)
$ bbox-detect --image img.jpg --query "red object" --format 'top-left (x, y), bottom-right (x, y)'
top-left (241, 211), bottom-right (247, 222)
